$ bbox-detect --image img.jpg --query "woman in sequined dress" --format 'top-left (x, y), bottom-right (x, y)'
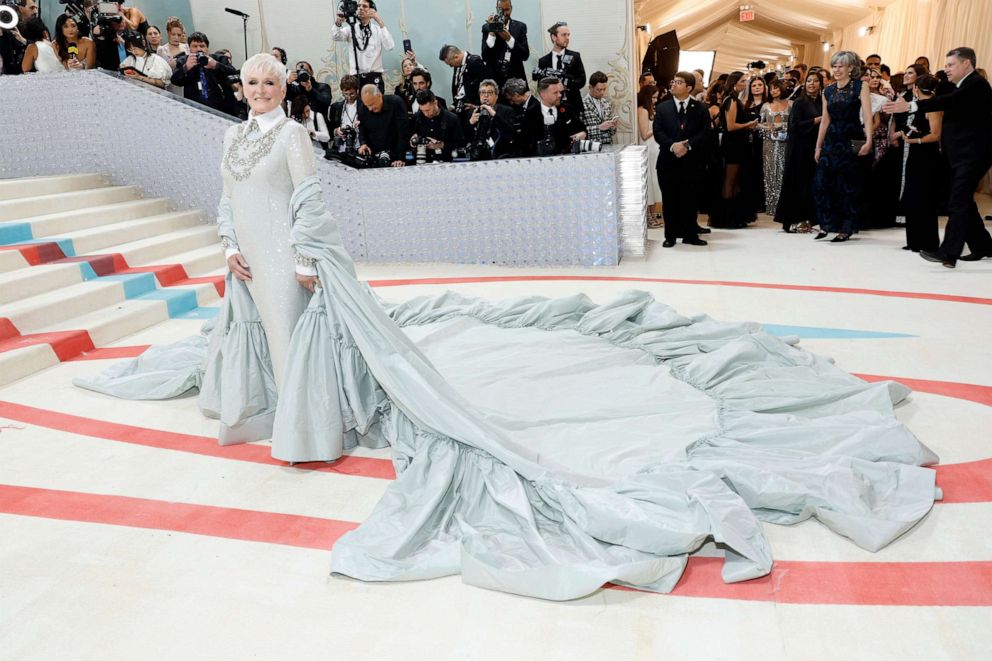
top-left (813, 51), bottom-right (874, 243)
top-left (758, 80), bottom-right (790, 217)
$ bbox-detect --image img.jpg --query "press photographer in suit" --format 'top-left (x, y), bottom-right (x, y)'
top-left (466, 79), bottom-right (517, 158)
top-left (480, 0), bottom-right (528, 89)
top-left (653, 71), bottom-right (712, 247)
top-left (439, 44), bottom-right (492, 115)
top-left (171, 32), bottom-right (238, 113)
top-left (533, 21), bottom-right (586, 108)
top-left (885, 47), bottom-right (992, 266)
top-left (522, 77), bottom-right (586, 156)
top-left (410, 90), bottom-right (466, 162)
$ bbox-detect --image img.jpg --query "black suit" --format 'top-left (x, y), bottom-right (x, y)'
top-left (171, 55), bottom-right (239, 113)
top-left (289, 81), bottom-right (333, 120)
top-left (653, 96), bottom-right (712, 242)
top-left (510, 95), bottom-right (540, 156)
top-left (522, 101), bottom-right (585, 156)
top-left (481, 18), bottom-right (529, 88)
top-left (451, 54), bottom-right (492, 112)
top-left (468, 103), bottom-right (517, 158)
top-left (357, 95), bottom-right (410, 161)
top-left (412, 107), bottom-right (466, 161)
top-left (534, 49), bottom-right (586, 107)
top-left (916, 71), bottom-right (992, 258)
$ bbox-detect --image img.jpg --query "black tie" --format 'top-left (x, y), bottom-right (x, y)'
top-left (677, 102), bottom-right (685, 119)
top-left (555, 54), bottom-right (562, 70)
top-left (548, 108), bottom-right (555, 120)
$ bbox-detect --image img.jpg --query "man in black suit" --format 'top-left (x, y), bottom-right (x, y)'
top-left (410, 90), bottom-right (466, 162)
top-left (439, 44), bottom-right (492, 115)
top-left (886, 47), bottom-right (992, 267)
top-left (522, 77), bottom-right (587, 156)
top-left (171, 32), bottom-right (238, 113)
top-left (409, 68), bottom-right (448, 113)
top-left (653, 71), bottom-right (711, 247)
top-left (504, 78), bottom-right (539, 156)
top-left (533, 22), bottom-right (586, 108)
top-left (466, 79), bottom-right (517, 158)
top-left (288, 61), bottom-right (334, 119)
top-left (357, 85), bottom-right (409, 166)
top-left (480, 0), bottom-right (529, 90)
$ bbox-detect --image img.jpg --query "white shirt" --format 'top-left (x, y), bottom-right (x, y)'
top-left (551, 48), bottom-right (565, 70)
top-left (248, 105), bottom-right (287, 135)
top-left (485, 33), bottom-right (516, 50)
top-left (539, 99), bottom-right (558, 125)
top-left (120, 52), bottom-right (172, 82)
top-left (332, 21), bottom-right (395, 75)
top-left (339, 100), bottom-right (359, 129)
top-left (300, 112), bottom-right (330, 143)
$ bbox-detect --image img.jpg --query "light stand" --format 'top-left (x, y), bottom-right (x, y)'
top-left (224, 8), bottom-right (251, 62)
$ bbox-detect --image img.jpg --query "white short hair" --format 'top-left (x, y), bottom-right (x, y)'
top-left (830, 51), bottom-right (862, 79)
top-left (240, 53), bottom-right (287, 88)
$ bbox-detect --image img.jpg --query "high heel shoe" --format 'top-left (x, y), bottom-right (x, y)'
top-left (814, 232), bottom-right (829, 240)
top-left (831, 233), bottom-right (850, 243)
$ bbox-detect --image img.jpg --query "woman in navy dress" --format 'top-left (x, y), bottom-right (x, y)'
top-left (813, 51), bottom-right (875, 242)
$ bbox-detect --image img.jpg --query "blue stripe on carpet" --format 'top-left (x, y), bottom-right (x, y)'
top-left (99, 273), bottom-right (159, 298)
top-left (761, 324), bottom-right (915, 339)
top-left (0, 222), bottom-right (34, 245)
top-left (174, 306), bottom-right (220, 320)
top-left (134, 288), bottom-right (200, 317)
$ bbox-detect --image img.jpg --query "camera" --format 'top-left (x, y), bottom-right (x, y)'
top-left (297, 69), bottom-right (311, 84)
top-left (338, 0), bottom-right (359, 25)
top-left (197, 52), bottom-right (210, 67)
top-left (571, 139), bottom-right (602, 154)
top-left (485, 6), bottom-right (506, 33)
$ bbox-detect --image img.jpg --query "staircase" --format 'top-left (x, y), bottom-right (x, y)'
top-left (0, 174), bottom-right (226, 387)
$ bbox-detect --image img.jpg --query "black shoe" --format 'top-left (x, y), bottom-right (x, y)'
top-left (814, 232), bottom-right (829, 240)
top-left (662, 239), bottom-right (676, 248)
top-left (682, 237), bottom-right (708, 246)
top-left (959, 251), bottom-right (992, 261)
top-left (830, 233), bottom-right (850, 243)
top-left (695, 225), bottom-right (712, 234)
top-left (901, 246), bottom-right (912, 250)
top-left (920, 250), bottom-right (956, 268)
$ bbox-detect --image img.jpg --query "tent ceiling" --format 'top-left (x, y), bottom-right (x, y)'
top-left (637, 0), bottom-right (894, 71)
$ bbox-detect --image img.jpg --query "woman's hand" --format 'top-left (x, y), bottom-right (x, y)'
top-left (814, 147), bottom-right (822, 163)
top-left (227, 253), bottom-right (252, 281)
top-left (858, 140), bottom-right (873, 157)
top-left (296, 274), bottom-right (320, 293)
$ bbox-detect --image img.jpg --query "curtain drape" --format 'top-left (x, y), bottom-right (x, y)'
top-left (874, 0), bottom-right (992, 73)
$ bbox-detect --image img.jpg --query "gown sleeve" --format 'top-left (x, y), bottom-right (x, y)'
top-left (217, 126), bottom-right (240, 259)
top-left (286, 123), bottom-right (320, 276)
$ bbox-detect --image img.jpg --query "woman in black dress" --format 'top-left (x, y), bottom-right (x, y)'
top-left (813, 51), bottom-right (874, 243)
top-left (741, 76), bottom-right (767, 219)
top-left (892, 75), bottom-right (943, 252)
top-left (775, 71), bottom-right (824, 232)
top-left (710, 72), bottom-right (757, 228)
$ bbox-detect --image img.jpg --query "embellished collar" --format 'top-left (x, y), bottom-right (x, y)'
top-left (247, 106), bottom-right (287, 136)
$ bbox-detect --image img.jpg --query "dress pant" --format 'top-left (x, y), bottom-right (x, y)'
top-left (941, 158), bottom-right (992, 258)
top-left (358, 71), bottom-right (385, 94)
top-left (658, 155), bottom-right (702, 242)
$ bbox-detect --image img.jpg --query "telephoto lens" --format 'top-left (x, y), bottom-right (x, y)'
top-left (197, 52), bottom-right (210, 67)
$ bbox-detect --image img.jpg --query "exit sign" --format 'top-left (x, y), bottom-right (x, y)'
top-left (740, 9), bottom-right (755, 21)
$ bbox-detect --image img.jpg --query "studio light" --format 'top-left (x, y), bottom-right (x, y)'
top-left (0, 6), bottom-right (19, 31)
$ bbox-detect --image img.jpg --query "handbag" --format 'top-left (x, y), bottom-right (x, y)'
top-left (851, 138), bottom-right (866, 155)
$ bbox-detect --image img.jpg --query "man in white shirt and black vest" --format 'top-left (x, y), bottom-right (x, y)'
top-left (653, 71), bottom-right (712, 247)
top-left (332, 0), bottom-right (394, 93)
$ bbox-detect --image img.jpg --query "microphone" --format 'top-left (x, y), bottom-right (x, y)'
top-left (68, 42), bottom-right (79, 60)
top-left (225, 8), bottom-right (250, 18)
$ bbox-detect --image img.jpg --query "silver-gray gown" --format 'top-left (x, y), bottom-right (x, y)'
top-left (74, 115), bottom-right (941, 602)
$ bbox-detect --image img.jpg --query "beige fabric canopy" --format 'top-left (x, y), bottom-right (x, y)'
top-left (636, 0), bottom-right (991, 75)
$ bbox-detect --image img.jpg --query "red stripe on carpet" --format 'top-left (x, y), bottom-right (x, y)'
top-left (608, 556), bottom-right (992, 606)
top-left (0, 317), bottom-right (20, 342)
top-left (856, 373), bottom-right (992, 407)
top-left (121, 264), bottom-right (190, 286)
top-left (2, 483), bottom-right (989, 606)
top-left (66, 345), bottom-right (151, 361)
top-left (0, 329), bottom-right (95, 360)
top-left (54, 254), bottom-right (121, 277)
top-left (934, 459), bottom-right (992, 504)
top-left (0, 400), bottom-right (395, 480)
top-left (365, 276), bottom-right (992, 306)
top-left (0, 484), bottom-right (357, 551)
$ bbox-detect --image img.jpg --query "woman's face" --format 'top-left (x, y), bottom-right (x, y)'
top-left (61, 18), bottom-right (78, 40)
top-left (904, 68), bottom-right (917, 85)
top-left (770, 84), bottom-right (781, 99)
top-left (303, 106), bottom-right (311, 119)
top-left (750, 78), bottom-right (765, 96)
top-left (832, 60), bottom-right (852, 79)
top-left (169, 27), bottom-right (183, 46)
top-left (244, 70), bottom-right (286, 115)
top-left (146, 26), bottom-right (161, 47)
top-left (402, 59), bottom-right (414, 77)
top-left (804, 75), bottom-right (821, 95)
top-left (735, 78), bottom-right (746, 93)
top-left (651, 91), bottom-right (658, 105)
top-left (868, 73), bottom-right (881, 90)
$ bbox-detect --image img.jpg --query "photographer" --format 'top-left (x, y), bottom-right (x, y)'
top-left (504, 77), bottom-right (538, 156)
top-left (90, 4), bottom-right (128, 70)
top-left (533, 21), bottom-right (586, 108)
top-left (332, 0), bottom-right (394, 93)
top-left (288, 60), bottom-right (333, 119)
top-left (327, 74), bottom-right (363, 153)
top-left (467, 78), bottom-right (515, 157)
top-left (522, 77), bottom-right (586, 156)
top-left (439, 44), bottom-right (492, 117)
top-left (0, 0), bottom-right (39, 75)
top-left (119, 30), bottom-right (170, 88)
top-left (357, 84), bottom-right (408, 166)
top-left (410, 90), bottom-right (465, 162)
top-left (409, 68), bottom-right (448, 113)
top-left (480, 0), bottom-right (528, 90)
top-left (580, 71), bottom-right (618, 145)
top-left (291, 95), bottom-right (330, 145)
top-left (171, 32), bottom-right (237, 113)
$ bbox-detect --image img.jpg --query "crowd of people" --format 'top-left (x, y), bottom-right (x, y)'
top-left (1, 0), bottom-right (619, 165)
top-left (636, 50), bottom-right (992, 265)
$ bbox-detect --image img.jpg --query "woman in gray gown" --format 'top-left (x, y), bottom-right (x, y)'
top-left (75, 54), bottom-right (941, 602)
